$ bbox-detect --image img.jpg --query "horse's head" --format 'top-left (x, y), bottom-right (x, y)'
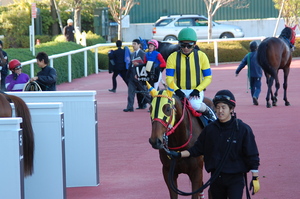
top-left (283, 25), bottom-right (297, 45)
top-left (146, 82), bottom-right (178, 149)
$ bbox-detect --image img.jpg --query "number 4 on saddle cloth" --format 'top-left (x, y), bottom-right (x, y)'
top-left (135, 62), bottom-right (160, 86)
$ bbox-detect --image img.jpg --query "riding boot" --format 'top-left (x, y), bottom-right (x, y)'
top-left (202, 106), bottom-right (217, 123)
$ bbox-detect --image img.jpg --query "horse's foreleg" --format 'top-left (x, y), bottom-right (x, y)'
top-left (189, 169), bottom-right (203, 199)
top-left (163, 166), bottom-right (178, 199)
top-left (283, 69), bottom-right (290, 106)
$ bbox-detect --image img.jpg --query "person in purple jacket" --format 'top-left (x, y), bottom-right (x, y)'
top-left (5, 59), bottom-right (29, 92)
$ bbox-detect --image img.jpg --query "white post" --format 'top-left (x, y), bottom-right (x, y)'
top-left (214, 41), bottom-right (218, 66)
top-left (50, 59), bottom-right (54, 68)
top-left (30, 63), bottom-right (34, 77)
top-left (31, 3), bottom-right (36, 56)
top-left (68, 55), bottom-right (72, 82)
top-left (273, 0), bottom-right (285, 37)
top-left (84, 51), bottom-right (87, 77)
top-left (95, 48), bottom-right (98, 74)
top-left (32, 18), bottom-right (35, 56)
top-left (29, 25), bottom-right (32, 52)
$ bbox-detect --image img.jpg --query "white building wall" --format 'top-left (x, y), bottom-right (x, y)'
top-left (122, 18), bottom-right (300, 42)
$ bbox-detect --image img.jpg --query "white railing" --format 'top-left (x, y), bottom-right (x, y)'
top-left (21, 35), bottom-right (298, 82)
top-left (21, 42), bottom-right (130, 82)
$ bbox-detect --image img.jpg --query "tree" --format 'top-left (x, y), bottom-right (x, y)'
top-left (203, 0), bottom-right (248, 39)
top-left (106, 0), bottom-right (139, 40)
top-left (273, 0), bottom-right (300, 27)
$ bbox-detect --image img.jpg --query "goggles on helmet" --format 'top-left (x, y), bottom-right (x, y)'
top-left (179, 42), bottom-right (195, 49)
top-left (14, 65), bottom-right (22, 70)
top-left (214, 95), bottom-right (236, 104)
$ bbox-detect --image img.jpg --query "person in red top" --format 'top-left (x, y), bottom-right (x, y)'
top-left (144, 39), bottom-right (166, 90)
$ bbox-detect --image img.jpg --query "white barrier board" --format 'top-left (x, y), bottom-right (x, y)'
top-left (0, 118), bottom-right (24, 199)
top-left (8, 91), bottom-right (99, 187)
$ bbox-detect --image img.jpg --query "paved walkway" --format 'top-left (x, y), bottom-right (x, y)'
top-left (58, 60), bottom-right (300, 199)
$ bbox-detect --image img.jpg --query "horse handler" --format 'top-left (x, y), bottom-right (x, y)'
top-left (168, 89), bottom-right (260, 199)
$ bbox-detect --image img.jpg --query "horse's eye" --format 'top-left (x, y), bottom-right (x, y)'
top-left (163, 104), bottom-right (172, 116)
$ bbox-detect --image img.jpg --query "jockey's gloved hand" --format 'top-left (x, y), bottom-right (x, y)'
top-left (189, 89), bottom-right (200, 97)
top-left (167, 151), bottom-right (181, 159)
top-left (175, 89), bottom-right (185, 100)
top-left (249, 176), bottom-right (260, 195)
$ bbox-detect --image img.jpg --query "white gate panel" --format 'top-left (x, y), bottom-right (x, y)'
top-left (0, 118), bottom-right (24, 199)
top-left (8, 91), bottom-right (99, 187)
top-left (12, 102), bottom-right (65, 199)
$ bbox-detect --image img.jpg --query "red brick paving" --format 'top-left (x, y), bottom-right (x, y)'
top-left (59, 59), bottom-right (300, 199)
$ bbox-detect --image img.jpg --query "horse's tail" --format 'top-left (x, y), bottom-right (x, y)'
top-left (257, 39), bottom-right (277, 77)
top-left (8, 94), bottom-right (34, 176)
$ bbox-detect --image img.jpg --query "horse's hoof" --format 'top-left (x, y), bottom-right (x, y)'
top-left (266, 103), bottom-right (272, 108)
top-left (285, 102), bottom-right (291, 106)
top-left (272, 102), bottom-right (277, 106)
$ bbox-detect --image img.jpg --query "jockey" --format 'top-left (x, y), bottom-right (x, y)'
top-left (5, 59), bottom-right (30, 91)
top-left (165, 27), bottom-right (216, 121)
top-left (144, 39), bottom-right (166, 90)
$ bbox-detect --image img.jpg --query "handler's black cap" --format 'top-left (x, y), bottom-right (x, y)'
top-left (213, 90), bottom-right (236, 107)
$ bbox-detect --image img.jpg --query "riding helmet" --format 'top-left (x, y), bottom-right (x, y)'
top-left (148, 39), bottom-right (159, 48)
top-left (213, 89), bottom-right (236, 107)
top-left (178, 28), bottom-right (197, 42)
top-left (9, 59), bottom-right (22, 71)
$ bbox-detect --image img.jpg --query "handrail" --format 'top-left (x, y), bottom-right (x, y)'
top-left (21, 35), bottom-right (298, 82)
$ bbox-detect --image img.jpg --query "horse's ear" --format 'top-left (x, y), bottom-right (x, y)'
top-left (146, 81), bottom-right (158, 97)
top-left (166, 81), bottom-right (175, 97)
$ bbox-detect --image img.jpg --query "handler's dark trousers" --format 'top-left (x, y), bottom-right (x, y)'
top-left (209, 173), bottom-right (244, 199)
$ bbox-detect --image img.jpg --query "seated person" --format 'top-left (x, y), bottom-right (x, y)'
top-left (195, 19), bottom-right (207, 26)
top-left (5, 59), bottom-right (30, 91)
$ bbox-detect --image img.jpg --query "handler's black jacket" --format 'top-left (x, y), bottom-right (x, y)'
top-left (36, 65), bottom-right (57, 91)
top-left (188, 117), bottom-right (260, 174)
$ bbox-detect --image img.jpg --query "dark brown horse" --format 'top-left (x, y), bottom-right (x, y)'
top-left (147, 82), bottom-right (213, 199)
top-left (0, 92), bottom-right (34, 177)
top-left (257, 25), bottom-right (296, 108)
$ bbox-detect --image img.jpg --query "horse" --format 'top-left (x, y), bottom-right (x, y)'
top-left (257, 25), bottom-right (296, 108)
top-left (0, 92), bottom-right (34, 177)
top-left (147, 82), bottom-right (213, 199)
top-left (156, 41), bottom-right (180, 61)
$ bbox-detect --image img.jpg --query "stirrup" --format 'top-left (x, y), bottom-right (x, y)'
top-left (203, 106), bottom-right (217, 122)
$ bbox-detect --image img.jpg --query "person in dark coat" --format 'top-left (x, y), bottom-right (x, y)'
top-left (168, 90), bottom-right (260, 198)
top-left (30, 52), bottom-right (57, 91)
top-left (108, 40), bottom-right (128, 93)
top-left (0, 40), bottom-right (8, 91)
top-left (63, 19), bottom-right (75, 42)
top-left (123, 39), bottom-right (151, 112)
top-left (236, 41), bottom-right (262, 105)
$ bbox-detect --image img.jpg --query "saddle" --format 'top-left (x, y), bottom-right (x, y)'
top-left (23, 81), bottom-right (42, 91)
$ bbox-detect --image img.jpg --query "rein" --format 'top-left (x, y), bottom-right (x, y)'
top-left (152, 95), bottom-right (193, 151)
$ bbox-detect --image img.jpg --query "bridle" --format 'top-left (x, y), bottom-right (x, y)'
top-left (151, 93), bottom-right (193, 152)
